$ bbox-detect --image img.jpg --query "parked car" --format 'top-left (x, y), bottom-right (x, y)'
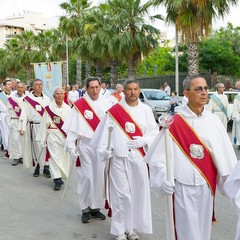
top-left (139, 89), bottom-right (171, 121)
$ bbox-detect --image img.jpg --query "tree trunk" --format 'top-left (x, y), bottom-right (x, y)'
top-left (62, 61), bottom-right (67, 85)
top-left (110, 60), bottom-right (118, 87)
top-left (95, 62), bottom-right (103, 81)
top-left (127, 58), bottom-right (136, 80)
top-left (76, 59), bottom-right (82, 87)
top-left (187, 42), bottom-right (199, 75)
top-left (85, 62), bottom-right (91, 78)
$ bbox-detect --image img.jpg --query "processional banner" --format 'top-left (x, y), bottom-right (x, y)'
top-left (33, 62), bottom-right (62, 100)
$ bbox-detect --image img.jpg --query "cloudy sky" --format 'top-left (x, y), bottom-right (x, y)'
top-left (0, 0), bottom-right (239, 37)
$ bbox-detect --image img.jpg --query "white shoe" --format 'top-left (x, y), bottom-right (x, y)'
top-left (116, 234), bottom-right (127, 240)
top-left (128, 233), bottom-right (139, 240)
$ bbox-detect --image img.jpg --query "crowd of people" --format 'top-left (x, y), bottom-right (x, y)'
top-left (1, 75), bottom-right (240, 240)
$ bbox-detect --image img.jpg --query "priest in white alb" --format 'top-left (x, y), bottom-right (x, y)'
top-left (92, 79), bottom-right (159, 240)
top-left (62, 77), bottom-right (111, 224)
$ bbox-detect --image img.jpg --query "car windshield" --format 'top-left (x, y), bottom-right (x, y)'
top-left (143, 90), bottom-right (171, 100)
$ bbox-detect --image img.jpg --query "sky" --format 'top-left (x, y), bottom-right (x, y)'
top-left (0, 0), bottom-right (239, 38)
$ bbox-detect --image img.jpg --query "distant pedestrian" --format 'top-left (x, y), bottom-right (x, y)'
top-left (164, 82), bottom-right (171, 95)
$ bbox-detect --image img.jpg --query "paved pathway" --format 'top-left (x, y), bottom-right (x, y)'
top-left (0, 144), bottom-right (239, 240)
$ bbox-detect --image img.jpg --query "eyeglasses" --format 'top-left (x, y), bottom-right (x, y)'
top-left (193, 86), bottom-right (209, 93)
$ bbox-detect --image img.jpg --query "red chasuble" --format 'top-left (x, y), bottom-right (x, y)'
top-left (169, 114), bottom-right (218, 197)
top-left (45, 105), bottom-right (66, 138)
top-left (107, 103), bottom-right (145, 157)
top-left (73, 98), bottom-right (100, 132)
top-left (24, 96), bottom-right (45, 117)
top-left (8, 97), bottom-right (22, 118)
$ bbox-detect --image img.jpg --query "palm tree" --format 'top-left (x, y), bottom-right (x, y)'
top-left (59, 0), bottom-right (92, 85)
top-left (106, 0), bottom-right (161, 79)
top-left (151, 0), bottom-right (238, 75)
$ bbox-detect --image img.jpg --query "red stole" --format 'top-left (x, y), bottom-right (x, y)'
top-left (73, 98), bottom-right (100, 132)
top-left (73, 98), bottom-right (100, 167)
top-left (111, 92), bottom-right (122, 102)
top-left (169, 114), bottom-right (217, 197)
top-left (24, 96), bottom-right (45, 117)
top-left (8, 97), bottom-right (22, 117)
top-left (107, 103), bottom-right (145, 157)
top-left (45, 105), bottom-right (66, 138)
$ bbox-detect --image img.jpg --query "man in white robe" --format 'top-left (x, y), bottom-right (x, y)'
top-left (92, 79), bottom-right (159, 240)
top-left (19, 79), bottom-right (51, 177)
top-left (108, 84), bottom-right (124, 105)
top-left (5, 82), bottom-right (25, 166)
top-left (38, 87), bottom-right (71, 191)
top-left (100, 82), bottom-right (111, 99)
top-left (231, 81), bottom-right (240, 149)
top-left (0, 80), bottom-right (12, 157)
top-left (208, 82), bottom-right (229, 130)
top-left (144, 75), bottom-right (237, 240)
top-left (62, 77), bottom-right (111, 224)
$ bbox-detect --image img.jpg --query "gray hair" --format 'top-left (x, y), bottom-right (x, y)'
top-left (123, 79), bottom-right (139, 90)
top-left (215, 83), bottom-right (224, 90)
top-left (183, 74), bottom-right (204, 90)
top-left (17, 82), bottom-right (25, 87)
top-left (53, 86), bottom-right (64, 95)
top-left (116, 84), bottom-right (123, 89)
top-left (31, 79), bottom-right (42, 87)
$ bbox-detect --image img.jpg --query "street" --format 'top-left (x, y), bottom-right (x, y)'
top-left (0, 143), bottom-right (239, 240)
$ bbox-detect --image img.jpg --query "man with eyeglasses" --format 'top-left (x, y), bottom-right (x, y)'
top-left (208, 83), bottom-right (228, 130)
top-left (144, 75), bottom-right (237, 240)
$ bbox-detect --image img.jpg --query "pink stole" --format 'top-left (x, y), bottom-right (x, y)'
top-left (169, 114), bottom-right (217, 197)
top-left (107, 103), bottom-right (145, 157)
top-left (45, 105), bottom-right (66, 138)
top-left (8, 97), bottom-right (22, 117)
top-left (73, 98), bottom-right (100, 132)
top-left (24, 96), bottom-right (45, 117)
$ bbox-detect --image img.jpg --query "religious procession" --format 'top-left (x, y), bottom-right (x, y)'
top-left (1, 74), bottom-right (240, 240)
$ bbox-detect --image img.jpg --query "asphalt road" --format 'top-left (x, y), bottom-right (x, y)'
top-left (0, 142), bottom-right (239, 240)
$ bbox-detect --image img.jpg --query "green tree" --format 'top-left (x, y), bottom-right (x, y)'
top-left (151, 0), bottom-right (238, 75)
top-left (105, 0), bottom-right (161, 79)
top-left (137, 45), bottom-right (175, 76)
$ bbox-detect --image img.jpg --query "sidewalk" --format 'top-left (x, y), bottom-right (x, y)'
top-left (0, 147), bottom-right (238, 240)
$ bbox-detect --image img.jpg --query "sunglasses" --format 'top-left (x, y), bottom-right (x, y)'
top-left (193, 86), bottom-right (209, 93)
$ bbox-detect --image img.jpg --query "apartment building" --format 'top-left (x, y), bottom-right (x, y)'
top-left (0, 11), bottom-right (59, 48)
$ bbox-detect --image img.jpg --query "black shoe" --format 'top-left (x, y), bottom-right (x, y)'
top-left (90, 210), bottom-right (106, 220)
top-left (43, 165), bottom-right (51, 178)
top-left (54, 178), bottom-right (62, 191)
top-left (33, 165), bottom-right (40, 177)
top-left (12, 159), bottom-right (19, 166)
top-left (81, 212), bottom-right (90, 223)
top-left (18, 158), bottom-right (23, 164)
top-left (238, 145), bottom-right (240, 150)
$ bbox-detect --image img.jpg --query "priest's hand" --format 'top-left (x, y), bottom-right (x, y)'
top-left (19, 130), bottom-right (25, 136)
top-left (104, 150), bottom-right (112, 160)
top-left (70, 150), bottom-right (78, 162)
top-left (161, 178), bottom-right (175, 195)
top-left (127, 136), bottom-right (146, 148)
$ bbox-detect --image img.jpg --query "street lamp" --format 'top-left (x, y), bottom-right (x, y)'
top-left (66, 35), bottom-right (69, 86)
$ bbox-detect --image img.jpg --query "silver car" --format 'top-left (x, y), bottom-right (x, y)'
top-left (139, 89), bottom-right (171, 121)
